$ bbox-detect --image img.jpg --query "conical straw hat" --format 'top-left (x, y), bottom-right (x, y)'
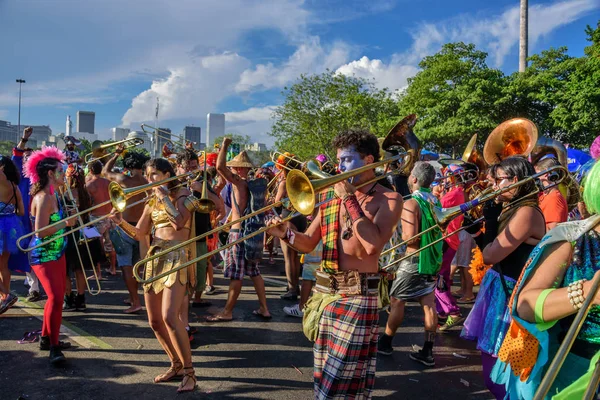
top-left (226, 150), bottom-right (254, 168)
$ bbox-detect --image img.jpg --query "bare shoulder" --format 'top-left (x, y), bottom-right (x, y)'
top-left (175, 187), bottom-right (191, 198)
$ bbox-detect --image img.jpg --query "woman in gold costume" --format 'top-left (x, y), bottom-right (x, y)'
top-left (111, 158), bottom-right (197, 393)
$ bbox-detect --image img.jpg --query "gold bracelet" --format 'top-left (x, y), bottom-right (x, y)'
top-left (161, 197), bottom-right (181, 220)
top-left (183, 194), bottom-right (201, 212)
top-left (119, 221), bottom-right (137, 238)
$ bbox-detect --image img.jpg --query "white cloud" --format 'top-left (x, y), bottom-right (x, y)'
top-left (122, 53), bottom-right (250, 126)
top-left (404, 0), bottom-right (599, 67)
top-left (235, 37), bottom-right (352, 92)
top-left (335, 56), bottom-right (419, 92)
top-left (225, 106), bottom-right (277, 123)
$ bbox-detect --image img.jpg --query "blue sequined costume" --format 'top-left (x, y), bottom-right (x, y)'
top-left (28, 196), bottom-right (67, 265)
top-left (0, 201), bottom-right (26, 256)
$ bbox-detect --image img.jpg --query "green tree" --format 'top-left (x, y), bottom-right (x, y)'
top-left (550, 22), bottom-right (600, 147)
top-left (211, 134), bottom-right (251, 149)
top-left (0, 141), bottom-right (14, 157)
top-left (397, 42), bottom-right (506, 154)
top-left (270, 70), bottom-right (399, 159)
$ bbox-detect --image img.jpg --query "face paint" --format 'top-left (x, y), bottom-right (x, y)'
top-left (337, 147), bottom-right (365, 182)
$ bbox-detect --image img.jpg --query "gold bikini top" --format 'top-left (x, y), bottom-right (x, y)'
top-left (151, 200), bottom-right (172, 229)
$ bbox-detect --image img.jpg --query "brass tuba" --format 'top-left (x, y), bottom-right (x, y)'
top-left (483, 118), bottom-right (539, 165)
top-left (381, 114), bottom-right (420, 176)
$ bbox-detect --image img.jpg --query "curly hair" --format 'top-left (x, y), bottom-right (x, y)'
top-left (332, 129), bottom-right (380, 162)
top-left (176, 149), bottom-right (198, 168)
top-left (123, 151), bottom-right (150, 170)
top-left (0, 156), bottom-right (20, 185)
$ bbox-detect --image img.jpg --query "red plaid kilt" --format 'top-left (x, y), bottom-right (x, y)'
top-left (314, 295), bottom-right (379, 399)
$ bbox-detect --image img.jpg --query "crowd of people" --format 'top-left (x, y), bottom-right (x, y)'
top-left (1, 123), bottom-right (599, 399)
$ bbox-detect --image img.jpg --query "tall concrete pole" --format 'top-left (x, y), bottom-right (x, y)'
top-left (519, 0), bottom-right (528, 72)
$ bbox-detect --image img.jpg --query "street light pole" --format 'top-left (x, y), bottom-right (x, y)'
top-left (16, 79), bottom-right (26, 138)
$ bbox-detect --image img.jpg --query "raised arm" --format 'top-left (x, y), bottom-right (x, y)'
top-left (102, 144), bottom-right (124, 181)
top-left (216, 138), bottom-right (237, 184)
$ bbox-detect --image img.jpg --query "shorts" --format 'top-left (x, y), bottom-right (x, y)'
top-left (301, 262), bottom-right (319, 282)
top-left (109, 225), bottom-right (141, 268)
top-left (389, 255), bottom-right (436, 301)
top-left (89, 215), bottom-right (114, 253)
top-left (452, 230), bottom-right (476, 268)
top-left (195, 241), bottom-right (208, 292)
top-left (224, 230), bottom-right (260, 280)
top-left (65, 237), bottom-right (103, 275)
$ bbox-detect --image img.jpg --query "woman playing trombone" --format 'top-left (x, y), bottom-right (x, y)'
top-left (109, 158), bottom-right (197, 393)
top-left (23, 147), bottom-right (77, 364)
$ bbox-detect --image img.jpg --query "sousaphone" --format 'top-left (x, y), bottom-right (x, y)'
top-left (483, 118), bottom-right (538, 165)
top-left (381, 114), bottom-right (420, 175)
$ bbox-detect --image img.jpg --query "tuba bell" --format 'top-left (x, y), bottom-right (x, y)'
top-left (381, 114), bottom-right (420, 176)
top-left (483, 118), bottom-right (539, 165)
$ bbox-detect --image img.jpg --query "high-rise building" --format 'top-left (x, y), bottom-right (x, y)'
top-left (183, 126), bottom-right (201, 146)
top-left (111, 127), bottom-right (131, 142)
top-left (0, 120), bottom-right (18, 143)
top-left (76, 111), bottom-right (95, 134)
top-left (206, 113), bottom-right (225, 149)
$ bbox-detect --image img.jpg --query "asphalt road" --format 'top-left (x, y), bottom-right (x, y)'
top-left (0, 253), bottom-right (493, 400)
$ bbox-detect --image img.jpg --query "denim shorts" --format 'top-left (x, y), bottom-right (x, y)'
top-left (301, 262), bottom-right (319, 282)
top-left (109, 225), bottom-right (141, 268)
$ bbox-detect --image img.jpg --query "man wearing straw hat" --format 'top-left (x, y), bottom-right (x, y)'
top-left (207, 138), bottom-right (271, 322)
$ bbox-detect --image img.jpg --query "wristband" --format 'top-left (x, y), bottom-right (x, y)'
top-left (535, 288), bottom-right (554, 324)
top-left (343, 194), bottom-right (365, 223)
top-left (21, 137), bottom-right (28, 143)
top-left (161, 196), bottom-right (180, 220)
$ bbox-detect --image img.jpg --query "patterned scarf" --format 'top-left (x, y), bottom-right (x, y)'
top-left (412, 188), bottom-right (443, 275)
top-left (319, 188), bottom-right (340, 273)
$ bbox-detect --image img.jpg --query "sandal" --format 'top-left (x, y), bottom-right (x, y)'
top-left (154, 360), bottom-right (183, 383)
top-left (177, 367), bottom-right (197, 393)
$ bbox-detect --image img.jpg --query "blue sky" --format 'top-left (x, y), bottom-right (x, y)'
top-left (0, 0), bottom-right (598, 147)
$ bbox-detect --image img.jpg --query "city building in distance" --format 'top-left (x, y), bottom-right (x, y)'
top-left (206, 113), bottom-right (224, 149)
top-left (245, 143), bottom-right (268, 152)
top-left (0, 120), bottom-right (18, 143)
top-left (0, 120), bottom-right (52, 148)
top-left (77, 111), bottom-right (95, 134)
top-left (126, 131), bottom-right (152, 154)
top-left (111, 127), bottom-right (131, 142)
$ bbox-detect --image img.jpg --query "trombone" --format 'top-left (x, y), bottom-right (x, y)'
top-left (59, 184), bottom-right (102, 295)
top-left (533, 273), bottom-right (600, 400)
top-left (84, 137), bottom-right (144, 164)
top-left (132, 151), bottom-right (411, 284)
top-left (17, 196), bottom-right (148, 253)
top-left (380, 165), bottom-right (569, 259)
top-left (141, 124), bottom-right (196, 150)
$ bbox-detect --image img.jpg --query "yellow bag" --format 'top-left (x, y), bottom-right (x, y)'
top-left (302, 292), bottom-right (341, 342)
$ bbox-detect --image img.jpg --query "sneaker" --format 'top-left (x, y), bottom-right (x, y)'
top-left (203, 285), bottom-right (216, 295)
top-left (26, 290), bottom-right (41, 302)
top-left (438, 314), bottom-right (465, 332)
top-left (0, 293), bottom-right (18, 315)
top-left (49, 346), bottom-right (66, 365)
top-left (409, 349), bottom-right (435, 367)
top-left (377, 337), bottom-right (394, 356)
top-left (40, 336), bottom-right (72, 351)
top-left (280, 290), bottom-right (298, 301)
top-left (283, 304), bottom-right (304, 318)
top-left (74, 294), bottom-right (86, 311)
top-left (63, 293), bottom-right (75, 311)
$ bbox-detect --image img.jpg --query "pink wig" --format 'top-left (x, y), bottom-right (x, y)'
top-left (591, 135), bottom-right (600, 160)
top-left (23, 146), bottom-right (66, 184)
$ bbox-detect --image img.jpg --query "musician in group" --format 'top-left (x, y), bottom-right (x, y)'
top-left (268, 129), bottom-right (403, 399)
top-left (378, 162), bottom-right (441, 367)
top-left (86, 161), bottom-right (114, 277)
top-left (23, 147), bottom-right (77, 364)
top-left (533, 157), bottom-right (569, 231)
top-left (493, 160), bottom-right (600, 399)
top-left (0, 155), bottom-right (26, 314)
top-left (209, 139), bottom-right (271, 322)
top-left (461, 156), bottom-right (546, 399)
top-left (103, 148), bottom-right (148, 313)
top-left (109, 158), bottom-right (197, 393)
